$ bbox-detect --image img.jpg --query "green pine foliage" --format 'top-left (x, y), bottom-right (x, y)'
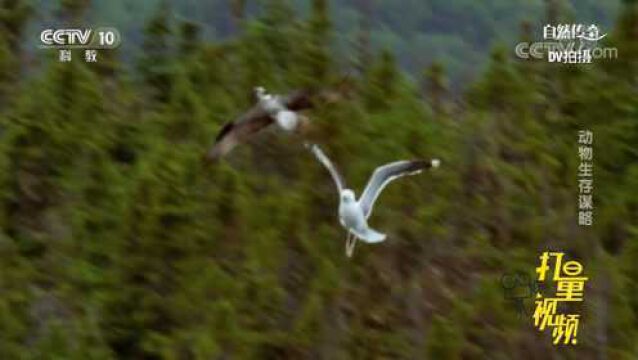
top-left (0, 0), bottom-right (636, 358)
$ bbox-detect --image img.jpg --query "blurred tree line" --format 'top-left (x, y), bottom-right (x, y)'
top-left (27, 0), bottom-right (621, 90)
top-left (0, 0), bottom-right (637, 358)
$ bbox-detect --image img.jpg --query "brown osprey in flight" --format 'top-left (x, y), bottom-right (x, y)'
top-left (204, 87), bottom-right (340, 162)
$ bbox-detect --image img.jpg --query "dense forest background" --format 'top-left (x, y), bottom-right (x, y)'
top-left (26, 0), bottom-right (622, 89)
top-left (0, 0), bottom-right (637, 358)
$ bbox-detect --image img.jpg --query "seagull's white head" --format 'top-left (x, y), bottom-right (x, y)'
top-left (341, 189), bottom-right (356, 203)
top-left (431, 159), bottom-right (441, 168)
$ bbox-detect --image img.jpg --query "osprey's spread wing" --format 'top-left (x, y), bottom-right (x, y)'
top-left (205, 90), bottom-right (317, 162)
top-left (204, 107), bottom-right (274, 161)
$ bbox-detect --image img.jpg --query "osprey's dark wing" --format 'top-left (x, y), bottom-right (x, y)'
top-left (204, 89), bottom-right (339, 162)
top-left (204, 106), bottom-right (274, 162)
top-left (283, 89), bottom-right (314, 110)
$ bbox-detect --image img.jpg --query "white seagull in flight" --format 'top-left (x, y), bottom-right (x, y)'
top-left (309, 144), bottom-right (440, 257)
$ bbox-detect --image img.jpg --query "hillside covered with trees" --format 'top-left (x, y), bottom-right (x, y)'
top-left (27, 0), bottom-right (622, 89)
top-left (0, 0), bottom-right (637, 358)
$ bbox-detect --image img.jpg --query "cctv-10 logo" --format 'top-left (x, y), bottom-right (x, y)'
top-left (39, 27), bottom-right (121, 49)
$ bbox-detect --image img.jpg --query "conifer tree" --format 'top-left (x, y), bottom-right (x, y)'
top-left (424, 61), bottom-right (448, 117)
top-left (0, 0), bottom-right (30, 102)
top-left (297, 0), bottom-right (332, 86)
top-left (0, 0), bottom-right (31, 51)
top-left (59, 0), bottom-right (91, 24)
top-left (262, 0), bottom-right (296, 74)
top-left (139, 1), bottom-right (174, 103)
top-left (230, 0), bottom-right (247, 34)
top-left (354, 0), bottom-right (373, 74)
top-left (363, 50), bottom-right (399, 110)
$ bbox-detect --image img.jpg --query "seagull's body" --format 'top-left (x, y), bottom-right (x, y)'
top-left (338, 190), bottom-right (386, 243)
top-left (309, 144), bottom-right (440, 257)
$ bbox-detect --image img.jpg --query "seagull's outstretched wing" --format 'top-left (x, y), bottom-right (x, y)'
top-left (309, 144), bottom-right (345, 195)
top-left (359, 159), bottom-right (439, 218)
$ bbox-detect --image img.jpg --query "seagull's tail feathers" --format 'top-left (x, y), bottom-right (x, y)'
top-left (351, 227), bottom-right (386, 243)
